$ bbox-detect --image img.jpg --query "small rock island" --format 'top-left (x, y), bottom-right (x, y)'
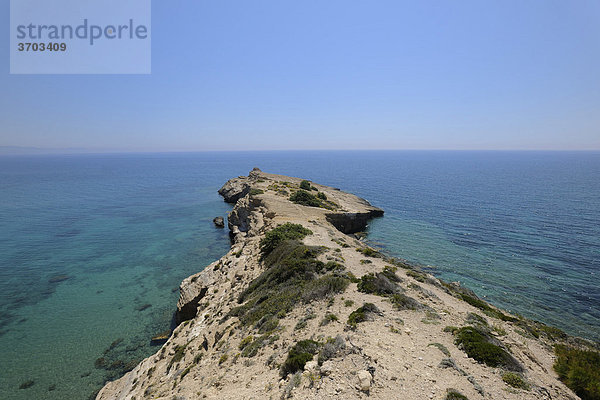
top-left (98, 169), bottom-right (598, 400)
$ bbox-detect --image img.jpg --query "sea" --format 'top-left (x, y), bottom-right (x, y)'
top-left (0, 151), bottom-right (598, 400)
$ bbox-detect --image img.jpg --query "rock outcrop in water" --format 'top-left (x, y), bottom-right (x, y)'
top-left (97, 169), bottom-right (594, 400)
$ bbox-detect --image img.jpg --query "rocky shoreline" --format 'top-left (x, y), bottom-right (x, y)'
top-left (97, 169), bottom-right (597, 400)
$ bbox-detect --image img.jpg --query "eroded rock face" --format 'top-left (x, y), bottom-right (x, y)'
top-left (218, 177), bottom-right (250, 203)
top-left (325, 210), bottom-right (384, 234)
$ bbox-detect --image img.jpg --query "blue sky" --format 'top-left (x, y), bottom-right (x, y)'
top-left (1, 0), bottom-right (599, 151)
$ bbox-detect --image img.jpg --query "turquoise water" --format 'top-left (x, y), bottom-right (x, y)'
top-left (1, 151), bottom-right (599, 399)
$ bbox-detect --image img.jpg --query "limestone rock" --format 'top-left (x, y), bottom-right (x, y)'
top-left (304, 361), bottom-right (318, 373)
top-left (218, 177), bottom-right (250, 203)
top-left (320, 361), bottom-right (334, 376)
top-left (357, 370), bottom-right (372, 392)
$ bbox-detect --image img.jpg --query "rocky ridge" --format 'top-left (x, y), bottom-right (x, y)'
top-left (97, 168), bottom-right (589, 400)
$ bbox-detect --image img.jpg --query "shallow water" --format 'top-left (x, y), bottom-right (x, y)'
top-left (0, 151), bottom-right (598, 399)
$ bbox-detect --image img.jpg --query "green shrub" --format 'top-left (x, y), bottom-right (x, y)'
top-left (231, 240), bottom-right (347, 330)
top-left (428, 342), bottom-right (451, 357)
top-left (454, 327), bottom-right (521, 371)
top-left (445, 389), bottom-right (468, 400)
top-left (324, 261), bottom-right (344, 272)
top-left (317, 191), bottom-right (327, 200)
top-left (249, 188), bottom-right (264, 196)
top-left (320, 313), bottom-right (339, 326)
top-left (465, 313), bottom-right (488, 327)
top-left (356, 247), bottom-right (380, 257)
top-left (357, 272), bottom-right (399, 296)
top-left (390, 293), bottom-right (422, 310)
top-left (281, 340), bottom-right (320, 377)
top-left (444, 326), bottom-right (459, 334)
top-left (239, 336), bottom-right (254, 351)
top-left (299, 180), bottom-right (312, 190)
top-left (459, 293), bottom-right (518, 322)
top-left (406, 269), bottom-right (427, 282)
top-left (302, 275), bottom-right (349, 302)
top-left (540, 325), bottom-right (568, 341)
top-left (289, 190), bottom-right (323, 208)
top-left (318, 335), bottom-right (345, 364)
top-left (259, 223), bottom-right (312, 256)
top-left (344, 300), bottom-right (354, 307)
top-left (502, 372), bottom-right (530, 390)
top-left (554, 344), bottom-right (600, 400)
top-left (347, 303), bottom-right (379, 329)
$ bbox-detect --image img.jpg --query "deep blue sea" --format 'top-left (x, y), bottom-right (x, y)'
top-left (1, 151), bottom-right (598, 399)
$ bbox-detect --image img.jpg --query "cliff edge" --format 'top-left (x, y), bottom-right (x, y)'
top-left (97, 169), bottom-right (591, 400)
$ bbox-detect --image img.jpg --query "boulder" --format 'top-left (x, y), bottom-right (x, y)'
top-left (213, 216), bottom-right (225, 228)
top-left (357, 370), bottom-right (372, 392)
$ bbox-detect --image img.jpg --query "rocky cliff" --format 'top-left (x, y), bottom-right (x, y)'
top-left (97, 169), bottom-right (592, 400)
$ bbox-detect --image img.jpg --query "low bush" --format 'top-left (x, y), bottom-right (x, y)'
top-left (249, 188), bottom-right (264, 196)
top-left (428, 342), bottom-right (451, 357)
top-left (318, 335), bottom-right (345, 364)
top-left (347, 303), bottom-right (379, 329)
top-left (465, 313), bottom-right (488, 327)
top-left (356, 247), bottom-right (380, 257)
top-left (289, 190), bottom-right (325, 208)
top-left (231, 240), bottom-right (348, 332)
top-left (502, 372), bottom-right (530, 390)
top-left (299, 180), bottom-right (312, 190)
top-left (554, 344), bottom-right (600, 400)
top-left (281, 340), bottom-right (320, 377)
top-left (390, 293), bottom-right (422, 310)
top-left (406, 269), bottom-right (427, 282)
top-left (259, 223), bottom-right (312, 256)
top-left (357, 272), bottom-right (399, 296)
top-left (445, 389), bottom-right (468, 400)
top-left (317, 191), bottom-right (327, 200)
top-left (454, 326), bottom-right (522, 371)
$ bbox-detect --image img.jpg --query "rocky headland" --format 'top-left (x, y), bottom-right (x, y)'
top-left (97, 168), bottom-right (599, 400)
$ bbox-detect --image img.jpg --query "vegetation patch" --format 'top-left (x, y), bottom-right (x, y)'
top-left (390, 293), bottom-right (422, 310)
top-left (458, 293), bottom-right (518, 322)
top-left (230, 239), bottom-right (348, 332)
top-left (320, 313), bottom-right (339, 326)
top-left (465, 313), bottom-right (488, 327)
top-left (540, 324), bottom-right (568, 341)
top-left (356, 247), bottom-right (381, 257)
top-left (405, 269), bottom-right (428, 282)
top-left (428, 342), bottom-right (451, 357)
top-left (289, 190), bottom-right (337, 210)
top-left (281, 340), bottom-right (321, 377)
top-left (453, 326), bottom-right (522, 371)
top-left (347, 303), bottom-right (380, 329)
top-left (357, 272), bottom-right (399, 296)
top-left (299, 180), bottom-right (312, 190)
top-left (249, 188), bottom-right (264, 196)
top-left (167, 345), bottom-right (186, 372)
top-left (318, 335), bottom-right (346, 364)
top-left (554, 344), bottom-right (600, 400)
top-left (502, 372), bottom-right (530, 390)
top-left (259, 223), bottom-right (312, 257)
top-left (445, 389), bottom-right (469, 400)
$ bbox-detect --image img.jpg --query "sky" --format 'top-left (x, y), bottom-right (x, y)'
top-left (1, 0), bottom-right (599, 152)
